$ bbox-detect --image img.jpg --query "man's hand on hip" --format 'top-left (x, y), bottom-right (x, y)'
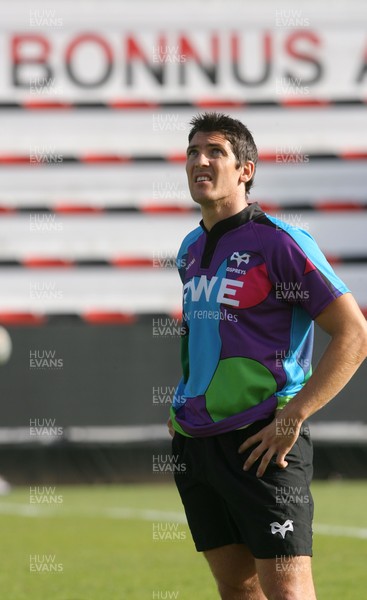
top-left (238, 414), bottom-right (302, 478)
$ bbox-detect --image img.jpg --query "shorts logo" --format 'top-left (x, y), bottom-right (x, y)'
top-left (230, 251), bottom-right (250, 267)
top-left (270, 519), bottom-right (294, 539)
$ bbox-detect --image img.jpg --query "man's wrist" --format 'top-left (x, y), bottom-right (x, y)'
top-left (275, 400), bottom-right (309, 428)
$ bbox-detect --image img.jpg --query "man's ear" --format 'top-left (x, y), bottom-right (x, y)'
top-left (239, 161), bottom-right (255, 184)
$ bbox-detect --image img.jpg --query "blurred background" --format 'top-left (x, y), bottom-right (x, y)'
top-left (0, 0), bottom-right (366, 486)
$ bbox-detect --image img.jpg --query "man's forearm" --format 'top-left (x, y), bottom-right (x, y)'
top-left (239, 295), bottom-right (367, 477)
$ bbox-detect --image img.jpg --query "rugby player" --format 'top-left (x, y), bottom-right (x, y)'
top-left (168, 113), bottom-right (367, 600)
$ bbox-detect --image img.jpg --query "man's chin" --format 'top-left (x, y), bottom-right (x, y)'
top-left (192, 195), bottom-right (216, 207)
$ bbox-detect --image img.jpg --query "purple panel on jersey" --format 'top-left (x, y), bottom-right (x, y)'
top-left (219, 305), bottom-right (290, 390)
top-left (174, 394), bottom-right (213, 427)
top-left (175, 394), bottom-right (278, 437)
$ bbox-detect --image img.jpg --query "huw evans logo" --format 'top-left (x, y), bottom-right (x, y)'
top-left (275, 486), bottom-right (310, 505)
top-left (152, 522), bottom-right (186, 541)
top-left (29, 214), bottom-right (63, 232)
top-left (29, 486), bottom-right (63, 504)
top-left (152, 386), bottom-right (175, 406)
top-left (152, 318), bottom-right (185, 338)
top-left (29, 555), bottom-right (63, 572)
top-left (29, 418), bottom-right (63, 438)
top-left (152, 454), bottom-right (186, 474)
top-left (152, 591), bottom-right (179, 599)
top-left (29, 350), bottom-right (63, 369)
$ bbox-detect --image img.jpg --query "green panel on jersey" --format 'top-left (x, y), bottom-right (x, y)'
top-left (205, 357), bottom-right (277, 422)
top-left (276, 366), bottom-right (312, 410)
top-left (305, 367), bottom-right (312, 382)
top-left (170, 406), bottom-right (192, 437)
top-left (276, 395), bottom-right (293, 410)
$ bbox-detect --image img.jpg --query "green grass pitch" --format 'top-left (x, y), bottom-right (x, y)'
top-left (0, 481), bottom-right (366, 599)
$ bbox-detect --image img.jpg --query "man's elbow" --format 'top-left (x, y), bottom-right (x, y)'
top-left (352, 319), bottom-right (367, 363)
top-left (361, 325), bottom-right (367, 360)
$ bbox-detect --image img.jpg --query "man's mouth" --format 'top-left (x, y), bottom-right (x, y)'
top-left (194, 175), bottom-right (212, 183)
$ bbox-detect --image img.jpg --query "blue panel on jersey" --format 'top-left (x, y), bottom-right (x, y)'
top-left (276, 305), bottom-right (313, 399)
top-left (176, 227), bottom-right (203, 274)
top-left (184, 260), bottom-right (226, 397)
top-left (265, 215), bottom-right (349, 294)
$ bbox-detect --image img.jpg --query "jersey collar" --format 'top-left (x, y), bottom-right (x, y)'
top-left (199, 202), bottom-right (264, 269)
top-left (200, 202), bottom-right (263, 238)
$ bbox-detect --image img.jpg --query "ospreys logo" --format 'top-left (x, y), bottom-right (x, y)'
top-left (270, 520), bottom-right (294, 539)
top-left (230, 251), bottom-right (251, 267)
top-left (226, 251), bottom-right (251, 275)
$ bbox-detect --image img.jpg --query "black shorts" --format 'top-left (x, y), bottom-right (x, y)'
top-left (172, 417), bottom-right (314, 559)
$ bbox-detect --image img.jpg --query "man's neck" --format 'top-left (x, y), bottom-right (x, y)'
top-left (201, 199), bottom-right (248, 232)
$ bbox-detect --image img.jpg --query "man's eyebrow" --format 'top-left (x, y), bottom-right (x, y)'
top-left (186, 143), bottom-right (226, 152)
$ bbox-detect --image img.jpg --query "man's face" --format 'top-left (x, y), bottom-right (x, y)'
top-left (185, 131), bottom-right (244, 206)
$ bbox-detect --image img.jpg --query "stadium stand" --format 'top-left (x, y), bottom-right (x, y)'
top-left (0, 0), bottom-right (366, 482)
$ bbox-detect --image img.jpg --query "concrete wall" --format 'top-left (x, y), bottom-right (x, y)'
top-left (0, 321), bottom-right (365, 429)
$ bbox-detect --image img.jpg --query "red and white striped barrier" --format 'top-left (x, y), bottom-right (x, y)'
top-left (0, 201), bottom-right (366, 214)
top-left (1, 98), bottom-right (367, 111)
top-left (0, 254), bottom-right (366, 268)
top-left (1, 151), bottom-right (367, 165)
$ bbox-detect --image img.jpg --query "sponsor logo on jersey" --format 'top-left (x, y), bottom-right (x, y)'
top-left (183, 275), bottom-right (244, 307)
top-left (185, 256), bottom-right (196, 271)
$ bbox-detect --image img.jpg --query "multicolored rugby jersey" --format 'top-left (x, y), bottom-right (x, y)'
top-left (170, 202), bottom-right (349, 437)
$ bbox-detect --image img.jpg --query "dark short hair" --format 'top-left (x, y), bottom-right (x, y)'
top-left (188, 112), bottom-right (258, 195)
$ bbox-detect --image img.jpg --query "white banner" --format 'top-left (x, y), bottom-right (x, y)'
top-left (0, 2), bottom-right (366, 101)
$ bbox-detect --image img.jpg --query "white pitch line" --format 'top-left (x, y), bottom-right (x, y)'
top-left (313, 524), bottom-right (367, 540)
top-left (0, 503), bottom-right (187, 523)
top-left (0, 503), bottom-right (366, 539)
top-left (103, 507), bottom-right (187, 523)
top-left (0, 503), bottom-right (45, 517)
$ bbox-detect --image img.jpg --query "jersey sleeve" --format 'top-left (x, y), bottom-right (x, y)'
top-left (259, 223), bottom-right (350, 319)
top-left (176, 231), bottom-right (202, 383)
top-left (176, 241), bottom-right (187, 284)
top-left (175, 226), bottom-right (203, 283)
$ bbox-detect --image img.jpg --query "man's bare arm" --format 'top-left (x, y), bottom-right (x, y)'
top-left (238, 293), bottom-right (367, 477)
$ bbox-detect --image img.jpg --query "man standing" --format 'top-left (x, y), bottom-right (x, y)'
top-left (168, 113), bottom-right (367, 600)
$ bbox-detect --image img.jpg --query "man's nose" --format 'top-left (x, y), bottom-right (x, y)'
top-left (195, 152), bottom-right (210, 167)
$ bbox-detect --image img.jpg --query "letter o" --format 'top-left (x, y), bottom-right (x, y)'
top-left (65, 33), bottom-right (113, 87)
